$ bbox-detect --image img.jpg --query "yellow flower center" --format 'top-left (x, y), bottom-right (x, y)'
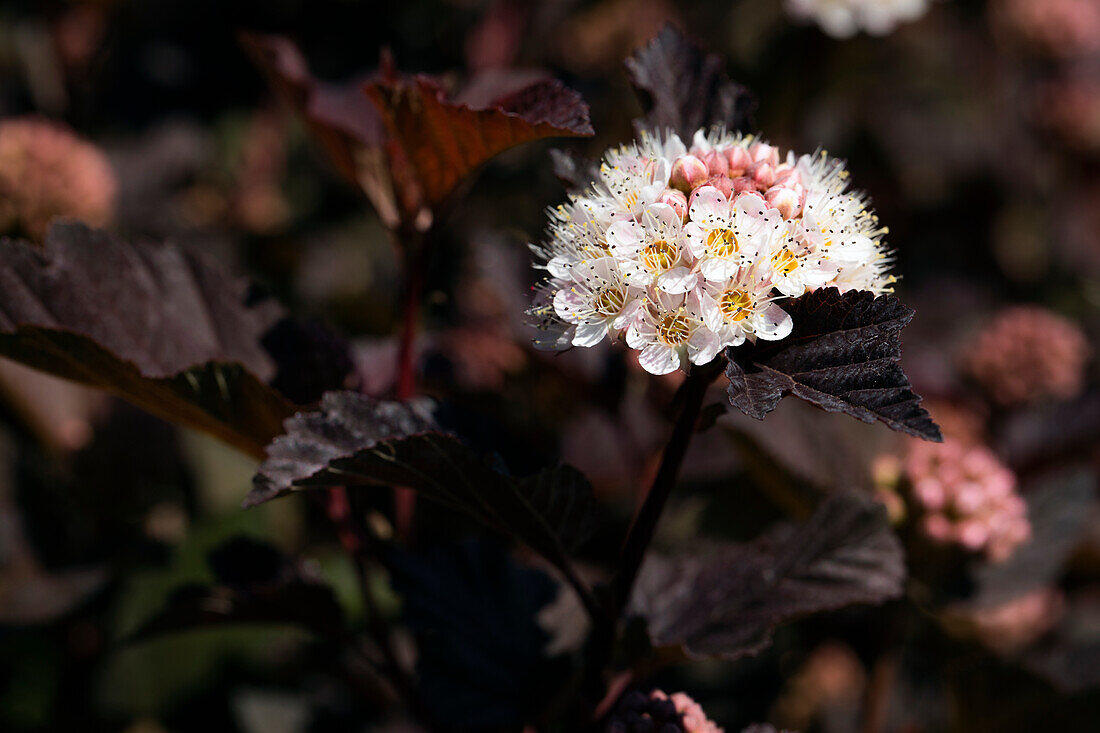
top-left (657, 312), bottom-right (692, 345)
top-left (593, 287), bottom-right (625, 317)
top-left (707, 228), bottom-right (738, 258)
top-left (718, 289), bottom-right (753, 322)
top-left (642, 240), bottom-right (677, 272)
top-left (771, 247), bottom-right (799, 275)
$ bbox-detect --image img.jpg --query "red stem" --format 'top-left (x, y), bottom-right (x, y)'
top-left (393, 235), bottom-right (426, 537)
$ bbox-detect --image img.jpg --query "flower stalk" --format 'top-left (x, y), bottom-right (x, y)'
top-left (611, 357), bottom-right (726, 615)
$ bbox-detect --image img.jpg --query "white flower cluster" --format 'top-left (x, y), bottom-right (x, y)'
top-left (785, 0), bottom-right (933, 38)
top-left (528, 129), bottom-right (894, 375)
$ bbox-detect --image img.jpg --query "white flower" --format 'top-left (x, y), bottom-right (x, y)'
top-left (552, 256), bottom-right (645, 347)
top-left (527, 128), bottom-right (895, 375)
top-left (684, 188), bottom-right (784, 282)
top-left (607, 203), bottom-right (698, 294)
top-left (785, 0), bottom-right (933, 38)
top-left (625, 290), bottom-right (720, 375)
top-left (699, 266), bottom-right (794, 348)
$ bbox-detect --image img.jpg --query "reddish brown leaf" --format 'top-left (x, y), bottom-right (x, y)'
top-left (241, 33), bottom-right (592, 229)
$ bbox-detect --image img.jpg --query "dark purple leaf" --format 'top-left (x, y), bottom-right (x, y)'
top-left (247, 392), bottom-right (597, 564)
top-left (625, 25), bottom-right (755, 139)
top-left (128, 537), bottom-right (342, 642)
top-left (389, 541), bottom-right (560, 729)
top-left (725, 288), bottom-right (941, 442)
top-left (0, 222), bottom-right (300, 456)
top-left (629, 493), bottom-right (905, 660)
top-left (994, 392), bottom-right (1100, 474)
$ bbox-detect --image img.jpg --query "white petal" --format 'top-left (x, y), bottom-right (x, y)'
top-left (553, 288), bottom-right (587, 323)
top-left (699, 256), bottom-right (738, 282)
top-left (754, 303), bottom-right (793, 340)
top-left (612, 298), bottom-right (644, 329)
top-left (687, 328), bottom-right (721, 365)
top-left (683, 222), bottom-right (709, 259)
top-left (572, 321), bottom-right (609, 348)
top-left (657, 267), bottom-right (698, 294)
top-left (645, 202), bottom-right (682, 232)
top-left (688, 186), bottom-right (730, 227)
top-left (638, 343), bottom-right (681, 375)
top-left (626, 319), bottom-right (655, 349)
top-left (606, 220), bottom-right (643, 254)
top-left (548, 256), bottom-right (573, 279)
top-left (774, 276), bottom-right (804, 298)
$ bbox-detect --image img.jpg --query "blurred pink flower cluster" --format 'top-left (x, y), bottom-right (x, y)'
top-left (964, 306), bottom-right (1090, 406)
top-left (906, 439), bottom-right (1030, 562)
top-left (608, 689), bottom-right (723, 733)
top-left (996, 0), bottom-right (1100, 57)
top-left (666, 691), bottom-right (724, 733)
top-left (0, 116), bottom-right (116, 239)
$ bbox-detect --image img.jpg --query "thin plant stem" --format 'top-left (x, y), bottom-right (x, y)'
top-left (611, 358), bottom-right (724, 616)
top-left (393, 228), bottom-right (427, 536)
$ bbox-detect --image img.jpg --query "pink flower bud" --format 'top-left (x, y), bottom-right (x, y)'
top-left (656, 188), bottom-right (688, 220)
top-left (725, 145), bottom-right (753, 176)
top-left (731, 176), bottom-right (756, 195)
top-left (704, 173), bottom-right (734, 200)
top-left (765, 185), bottom-right (801, 219)
top-left (669, 154), bottom-right (708, 193)
top-left (751, 161), bottom-right (776, 189)
top-left (750, 141), bottom-right (780, 167)
top-left (702, 149), bottom-right (728, 177)
top-left (773, 166), bottom-right (801, 188)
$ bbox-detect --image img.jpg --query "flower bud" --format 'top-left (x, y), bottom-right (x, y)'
top-left (725, 145), bottom-right (753, 176)
top-left (751, 161), bottom-right (776, 189)
top-left (704, 173), bottom-right (734, 200)
top-left (656, 188), bottom-right (688, 221)
top-left (669, 154), bottom-right (708, 193)
top-left (731, 176), bottom-right (756, 195)
top-left (701, 149), bottom-right (728, 177)
top-left (765, 185), bottom-right (801, 218)
top-left (750, 141), bottom-right (780, 167)
top-left (773, 165), bottom-right (801, 188)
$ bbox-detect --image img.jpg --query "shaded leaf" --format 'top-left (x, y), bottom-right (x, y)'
top-left (247, 392), bottom-right (597, 563)
top-left (725, 288), bottom-right (941, 442)
top-left (629, 493), bottom-right (905, 660)
top-left (389, 541), bottom-right (559, 730)
top-left (0, 222), bottom-right (297, 456)
top-left (994, 392), bottom-right (1100, 474)
top-left (625, 25), bottom-right (755, 139)
top-left (128, 537), bottom-right (342, 641)
top-left (1023, 590), bottom-right (1100, 693)
top-left (965, 469), bottom-right (1096, 608)
top-left (241, 33), bottom-right (592, 229)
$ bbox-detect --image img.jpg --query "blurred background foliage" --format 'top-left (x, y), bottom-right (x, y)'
top-left (0, 0), bottom-right (1098, 732)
